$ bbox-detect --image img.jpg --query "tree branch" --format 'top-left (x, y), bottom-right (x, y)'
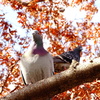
top-left (1, 58), bottom-right (100, 100)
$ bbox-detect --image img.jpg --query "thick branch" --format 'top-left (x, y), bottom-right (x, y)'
top-left (1, 58), bottom-right (100, 100)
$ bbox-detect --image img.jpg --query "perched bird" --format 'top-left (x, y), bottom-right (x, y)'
top-left (19, 30), bottom-right (54, 85)
top-left (53, 46), bottom-right (82, 72)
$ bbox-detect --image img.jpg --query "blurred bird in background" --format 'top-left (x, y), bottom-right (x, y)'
top-left (19, 30), bottom-right (54, 85)
top-left (53, 46), bottom-right (82, 72)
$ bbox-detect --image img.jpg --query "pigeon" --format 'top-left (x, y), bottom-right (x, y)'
top-left (19, 30), bottom-right (54, 85)
top-left (53, 46), bottom-right (82, 72)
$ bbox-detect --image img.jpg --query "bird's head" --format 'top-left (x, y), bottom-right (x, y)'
top-left (32, 30), bottom-right (43, 46)
top-left (74, 46), bottom-right (82, 52)
top-left (32, 30), bottom-right (48, 55)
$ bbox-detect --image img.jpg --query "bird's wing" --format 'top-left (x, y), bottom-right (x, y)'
top-left (53, 53), bottom-right (72, 72)
top-left (18, 61), bottom-right (27, 85)
top-left (53, 55), bottom-right (67, 63)
top-left (59, 51), bottom-right (74, 63)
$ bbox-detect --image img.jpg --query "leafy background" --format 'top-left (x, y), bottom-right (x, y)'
top-left (0, 0), bottom-right (100, 99)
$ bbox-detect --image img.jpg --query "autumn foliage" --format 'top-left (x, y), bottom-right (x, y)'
top-left (0, 0), bottom-right (100, 99)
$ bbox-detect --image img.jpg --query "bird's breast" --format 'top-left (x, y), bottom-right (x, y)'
top-left (32, 47), bottom-right (48, 56)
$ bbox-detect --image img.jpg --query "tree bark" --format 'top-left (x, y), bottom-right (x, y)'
top-left (1, 58), bottom-right (100, 100)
